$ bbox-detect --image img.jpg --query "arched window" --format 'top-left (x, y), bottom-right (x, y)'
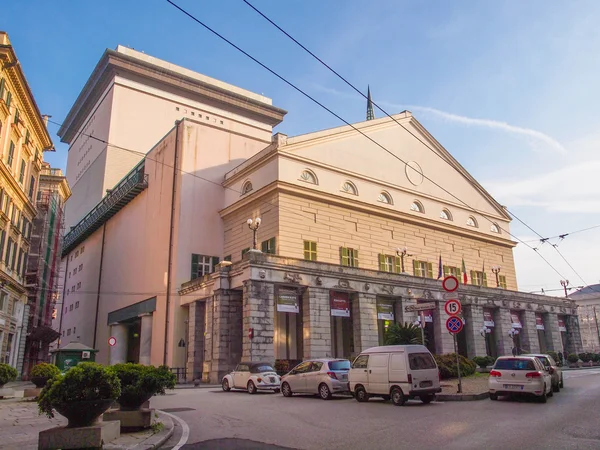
top-left (410, 200), bottom-right (424, 213)
top-left (490, 223), bottom-right (500, 233)
top-left (466, 216), bottom-right (478, 227)
top-left (378, 191), bottom-right (393, 205)
top-left (241, 180), bottom-right (253, 195)
top-left (440, 209), bottom-right (452, 221)
top-left (300, 169), bottom-right (318, 185)
top-left (342, 181), bottom-right (358, 195)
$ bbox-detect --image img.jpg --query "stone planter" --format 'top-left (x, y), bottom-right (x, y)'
top-left (117, 393), bottom-right (153, 411)
top-left (55, 399), bottom-right (115, 428)
top-left (31, 376), bottom-right (50, 388)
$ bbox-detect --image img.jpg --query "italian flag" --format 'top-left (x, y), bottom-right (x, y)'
top-left (461, 257), bottom-right (468, 284)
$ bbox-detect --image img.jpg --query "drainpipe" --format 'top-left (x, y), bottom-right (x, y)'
top-left (164, 120), bottom-right (181, 366)
top-left (92, 223), bottom-right (107, 348)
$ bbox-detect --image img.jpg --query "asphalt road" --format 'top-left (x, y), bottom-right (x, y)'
top-left (156, 369), bottom-right (600, 450)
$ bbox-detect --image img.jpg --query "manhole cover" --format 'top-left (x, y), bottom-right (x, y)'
top-left (161, 407), bottom-right (196, 413)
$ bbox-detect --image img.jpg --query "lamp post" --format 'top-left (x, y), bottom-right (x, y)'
top-left (396, 247), bottom-right (412, 273)
top-left (491, 265), bottom-right (501, 288)
top-left (560, 279), bottom-right (570, 298)
top-left (247, 217), bottom-right (262, 250)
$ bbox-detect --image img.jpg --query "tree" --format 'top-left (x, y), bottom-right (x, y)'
top-left (385, 322), bottom-right (426, 345)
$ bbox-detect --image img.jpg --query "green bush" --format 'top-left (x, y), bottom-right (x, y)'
top-left (547, 351), bottom-right (559, 364)
top-left (38, 362), bottom-right (121, 419)
top-left (472, 356), bottom-right (495, 368)
top-left (31, 363), bottom-right (61, 379)
top-left (108, 363), bottom-right (176, 410)
top-left (0, 363), bottom-right (18, 386)
top-left (434, 353), bottom-right (476, 379)
top-left (567, 354), bottom-right (579, 363)
top-left (385, 322), bottom-right (426, 345)
top-left (579, 353), bottom-right (591, 363)
top-left (592, 354), bottom-right (600, 363)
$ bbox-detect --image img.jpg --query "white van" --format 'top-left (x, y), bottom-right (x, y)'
top-left (348, 345), bottom-right (441, 406)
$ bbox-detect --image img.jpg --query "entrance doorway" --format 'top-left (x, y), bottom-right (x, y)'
top-left (376, 297), bottom-right (396, 345)
top-left (126, 320), bottom-right (141, 363)
top-left (330, 291), bottom-right (354, 358)
top-left (274, 287), bottom-right (303, 361)
top-left (483, 308), bottom-right (497, 358)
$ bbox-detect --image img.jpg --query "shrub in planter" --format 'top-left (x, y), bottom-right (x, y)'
top-left (567, 354), bottom-right (579, 364)
top-left (434, 353), bottom-right (476, 379)
top-left (385, 322), bottom-right (426, 345)
top-left (472, 356), bottom-right (490, 368)
top-left (30, 363), bottom-right (61, 388)
top-left (0, 363), bottom-right (18, 387)
top-left (547, 351), bottom-right (559, 364)
top-left (579, 353), bottom-right (591, 363)
top-left (108, 363), bottom-right (176, 410)
top-left (592, 353), bottom-right (600, 364)
top-left (38, 362), bottom-right (121, 427)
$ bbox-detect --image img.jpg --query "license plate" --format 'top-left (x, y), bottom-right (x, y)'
top-left (503, 384), bottom-right (523, 390)
top-left (420, 381), bottom-right (433, 388)
top-left (269, 377), bottom-right (275, 383)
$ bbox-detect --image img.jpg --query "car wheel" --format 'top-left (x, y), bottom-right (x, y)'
top-left (538, 386), bottom-right (547, 403)
top-left (553, 382), bottom-right (560, 393)
top-left (319, 383), bottom-right (332, 400)
top-left (420, 394), bottom-right (434, 404)
top-left (354, 386), bottom-right (369, 402)
top-left (222, 379), bottom-right (231, 392)
top-left (281, 382), bottom-right (293, 397)
top-left (560, 377), bottom-right (564, 388)
top-left (391, 387), bottom-right (406, 406)
top-left (247, 381), bottom-right (257, 395)
top-left (489, 393), bottom-right (499, 401)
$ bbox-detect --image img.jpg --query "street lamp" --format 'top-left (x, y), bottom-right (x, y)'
top-left (247, 217), bottom-right (261, 250)
top-left (491, 265), bottom-right (501, 288)
top-left (396, 247), bottom-right (412, 273)
top-left (560, 279), bottom-right (570, 298)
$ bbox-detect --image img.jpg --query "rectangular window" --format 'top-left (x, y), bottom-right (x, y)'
top-left (340, 247), bottom-right (359, 268)
top-left (0, 292), bottom-right (7, 311)
top-left (73, 327), bottom-right (76, 334)
top-left (21, 252), bottom-right (27, 278)
top-left (261, 237), bottom-right (276, 254)
top-left (16, 249), bottom-right (22, 275)
top-left (28, 175), bottom-right (35, 200)
top-left (224, 255), bottom-right (232, 262)
top-left (471, 270), bottom-right (488, 287)
top-left (25, 129), bottom-right (30, 145)
top-left (75, 250), bottom-right (79, 257)
top-left (378, 254), bottom-right (400, 273)
top-left (19, 159), bottom-right (25, 183)
top-left (75, 301), bottom-right (79, 309)
top-left (69, 305), bottom-right (73, 311)
top-left (10, 241), bottom-right (17, 270)
top-left (190, 254), bottom-right (219, 279)
top-left (3, 194), bottom-right (9, 215)
top-left (0, 78), bottom-right (4, 99)
top-left (443, 265), bottom-right (462, 278)
top-left (4, 237), bottom-right (12, 265)
top-left (413, 260), bottom-right (434, 278)
top-left (7, 141), bottom-right (14, 167)
top-left (79, 264), bottom-right (83, 271)
top-left (73, 267), bottom-right (77, 274)
top-left (0, 230), bottom-right (5, 261)
top-left (499, 275), bottom-right (507, 289)
top-left (81, 246), bottom-right (85, 254)
top-left (76, 282), bottom-right (81, 290)
top-left (303, 240), bottom-right (317, 261)
top-left (13, 109), bottom-right (19, 125)
top-left (6, 91), bottom-right (11, 107)
top-left (241, 248), bottom-right (250, 258)
top-left (67, 329), bottom-right (71, 336)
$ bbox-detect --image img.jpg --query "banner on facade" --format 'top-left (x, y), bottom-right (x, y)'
top-left (417, 310), bottom-right (434, 323)
top-left (330, 292), bottom-right (350, 317)
top-left (483, 309), bottom-right (495, 327)
top-left (377, 301), bottom-right (394, 321)
top-left (535, 313), bottom-right (545, 330)
top-left (277, 288), bottom-right (299, 313)
top-left (558, 317), bottom-right (567, 332)
top-left (510, 311), bottom-right (522, 328)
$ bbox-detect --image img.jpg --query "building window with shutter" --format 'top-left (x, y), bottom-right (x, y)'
top-left (304, 240), bottom-right (317, 261)
top-left (261, 237), bottom-right (276, 254)
top-left (6, 91), bottom-right (12, 107)
top-left (443, 265), bottom-right (461, 278)
top-left (413, 260), bottom-right (433, 278)
top-left (7, 141), bottom-right (14, 167)
top-left (379, 254), bottom-right (400, 273)
top-left (19, 160), bottom-right (25, 183)
top-left (340, 247), bottom-right (359, 268)
top-left (471, 270), bottom-right (487, 287)
top-left (5, 237), bottom-right (12, 265)
top-left (29, 175), bottom-right (35, 199)
top-left (0, 230), bottom-right (5, 261)
top-left (190, 254), bottom-right (220, 279)
top-left (241, 248), bottom-right (250, 258)
top-left (499, 275), bottom-right (507, 289)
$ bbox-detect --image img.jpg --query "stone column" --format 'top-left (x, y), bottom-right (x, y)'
top-left (302, 287), bottom-right (332, 359)
top-left (434, 301), bottom-right (454, 354)
top-left (394, 297), bottom-right (409, 325)
top-left (186, 301), bottom-right (206, 382)
top-left (545, 312), bottom-right (563, 353)
top-left (138, 313), bottom-right (153, 366)
top-left (109, 323), bottom-right (128, 365)
top-left (521, 310), bottom-right (540, 354)
top-left (243, 280), bottom-right (275, 362)
top-left (566, 315), bottom-right (584, 354)
top-left (353, 293), bottom-right (378, 354)
top-left (493, 308), bottom-right (514, 357)
top-left (464, 304), bottom-right (487, 358)
top-left (202, 296), bottom-right (214, 381)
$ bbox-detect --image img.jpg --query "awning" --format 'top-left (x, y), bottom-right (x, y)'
top-left (28, 326), bottom-right (61, 343)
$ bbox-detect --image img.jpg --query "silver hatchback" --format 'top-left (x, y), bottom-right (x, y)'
top-left (281, 359), bottom-right (351, 400)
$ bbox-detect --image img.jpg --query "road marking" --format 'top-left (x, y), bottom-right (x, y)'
top-left (160, 410), bottom-right (190, 450)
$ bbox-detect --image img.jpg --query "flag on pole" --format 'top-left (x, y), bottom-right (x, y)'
top-left (461, 257), bottom-right (468, 284)
top-left (437, 254), bottom-right (443, 279)
top-left (481, 260), bottom-right (485, 286)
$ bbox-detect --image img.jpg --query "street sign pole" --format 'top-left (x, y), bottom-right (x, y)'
top-left (420, 311), bottom-right (425, 345)
top-left (453, 332), bottom-right (462, 394)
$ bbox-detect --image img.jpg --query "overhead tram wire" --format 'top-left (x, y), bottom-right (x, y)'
top-left (164, 0), bottom-right (570, 282)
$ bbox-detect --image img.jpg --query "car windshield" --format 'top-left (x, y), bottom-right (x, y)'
top-left (328, 360), bottom-right (351, 371)
top-left (251, 365), bottom-right (275, 373)
top-left (408, 353), bottom-right (436, 370)
top-left (494, 359), bottom-right (536, 370)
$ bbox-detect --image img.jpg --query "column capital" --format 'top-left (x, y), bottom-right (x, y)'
top-left (138, 312), bottom-right (153, 318)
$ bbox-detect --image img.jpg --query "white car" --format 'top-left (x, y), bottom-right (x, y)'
top-left (221, 362), bottom-right (281, 394)
top-left (281, 359), bottom-right (351, 399)
top-left (489, 356), bottom-right (553, 403)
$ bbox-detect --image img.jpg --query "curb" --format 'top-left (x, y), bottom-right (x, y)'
top-left (436, 392), bottom-right (489, 401)
top-left (104, 411), bottom-right (174, 450)
top-left (173, 384), bottom-right (220, 389)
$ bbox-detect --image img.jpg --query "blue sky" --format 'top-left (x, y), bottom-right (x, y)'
top-left (3, 0), bottom-right (599, 294)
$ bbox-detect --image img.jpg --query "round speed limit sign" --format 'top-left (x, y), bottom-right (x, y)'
top-left (444, 299), bottom-right (462, 316)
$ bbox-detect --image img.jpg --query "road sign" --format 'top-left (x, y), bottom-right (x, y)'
top-left (444, 299), bottom-right (462, 316)
top-left (108, 336), bottom-right (117, 347)
top-left (405, 302), bottom-right (436, 312)
top-left (446, 316), bottom-right (464, 334)
top-left (442, 275), bottom-right (459, 293)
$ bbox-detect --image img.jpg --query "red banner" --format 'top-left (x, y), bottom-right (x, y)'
top-left (558, 317), bottom-right (567, 332)
top-left (535, 313), bottom-right (544, 330)
top-left (330, 292), bottom-right (350, 317)
top-left (510, 311), bottom-right (522, 328)
top-left (483, 309), bottom-right (495, 327)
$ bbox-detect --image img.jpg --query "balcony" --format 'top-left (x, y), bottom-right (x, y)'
top-left (62, 161), bottom-right (148, 256)
top-left (41, 167), bottom-right (64, 177)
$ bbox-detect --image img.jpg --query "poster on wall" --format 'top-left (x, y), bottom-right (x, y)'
top-left (535, 313), bottom-right (545, 330)
top-left (510, 311), bottom-right (522, 328)
top-left (330, 292), bottom-right (350, 317)
top-left (483, 310), bottom-right (495, 327)
top-left (277, 289), bottom-right (299, 313)
top-left (417, 311), bottom-right (434, 323)
top-left (558, 317), bottom-right (567, 332)
top-left (377, 301), bottom-right (394, 321)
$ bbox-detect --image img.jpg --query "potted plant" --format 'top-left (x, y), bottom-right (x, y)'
top-left (579, 353), bottom-right (592, 367)
top-left (472, 356), bottom-right (489, 369)
top-left (38, 362), bottom-right (121, 428)
top-left (567, 353), bottom-right (579, 368)
top-left (109, 363), bottom-right (176, 411)
top-left (385, 322), bottom-right (427, 345)
top-left (30, 363), bottom-right (61, 388)
top-left (0, 363), bottom-right (18, 388)
top-left (592, 354), bottom-right (600, 366)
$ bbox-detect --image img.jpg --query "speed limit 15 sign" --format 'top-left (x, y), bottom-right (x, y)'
top-left (444, 299), bottom-right (462, 316)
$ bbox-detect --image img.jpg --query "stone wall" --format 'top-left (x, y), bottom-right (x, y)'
top-left (302, 287), bottom-right (332, 359)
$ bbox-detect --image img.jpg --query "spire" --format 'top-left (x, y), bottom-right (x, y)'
top-left (366, 85), bottom-right (375, 121)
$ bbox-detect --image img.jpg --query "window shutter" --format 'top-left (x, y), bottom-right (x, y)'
top-left (11, 242), bottom-right (17, 269)
top-left (340, 247), bottom-right (348, 265)
top-left (443, 265), bottom-right (448, 276)
top-left (413, 260), bottom-right (419, 276)
top-left (457, 269), bottom-right (462, 281)
top-left (261, 240), bottom-right (267, 253)
top-left (211, 256), bottom-right (220, 271)
top-left (191, 254), bottom-right (199, 279)
top-left (270, 237), bottom-right (276, 254)
top-left (378, 254), bottom-right (385, 271)
top-left (427, 263), bottom-right (434, 279)
top-left (482, 272), bottom-right (488, 287)
top-left (470, 270), bottom-right (475, 285)
top-left (0, 78), bottom-right (4, 98)
top-left (353, 249), bottom-right (359, 267)
top-left (5, 238), bottom-right (11, 264)
top-left (22, 252), bottom-right (27, 278)
top-left (0, 231), bottom-right (4, 260)
top-left (395, 256), bottom-right (401, 273)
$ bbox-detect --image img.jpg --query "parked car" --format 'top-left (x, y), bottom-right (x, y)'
top-left (348, 345), bottom-right (441, 406)
top-left (280, 359), bottom-right (351, 400)
top-left (489, 356), bottom-right (553, 403)
top-left (522, 353), bottom-right (564, 392)
top-left (222, 362), bottom-right (281, 394)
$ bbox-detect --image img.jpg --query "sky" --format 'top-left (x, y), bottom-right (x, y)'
top-left (2, 0), bottom-right (599, 296)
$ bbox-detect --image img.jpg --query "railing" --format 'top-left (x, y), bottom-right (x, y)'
top-left (41, 167), bottom-right (64, 177)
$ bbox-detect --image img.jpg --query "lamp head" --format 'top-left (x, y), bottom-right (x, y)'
top-left (255, 217), bottom-right (261, 225)
top-left (247, 218), bottom-right (253, 226)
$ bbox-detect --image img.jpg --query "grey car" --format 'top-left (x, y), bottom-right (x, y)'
top-left (281, 359), bottom-right (351, 400)
top-left (523, 353), bottom-right (564, 392)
